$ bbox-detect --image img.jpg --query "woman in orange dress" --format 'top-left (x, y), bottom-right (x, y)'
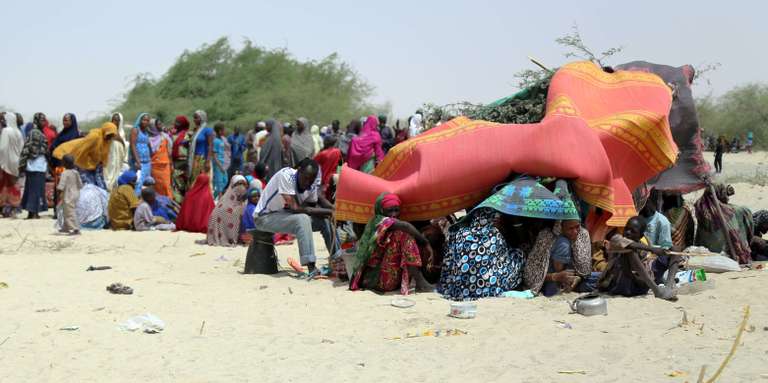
top-left (149, 119), bottom-right (173, 197)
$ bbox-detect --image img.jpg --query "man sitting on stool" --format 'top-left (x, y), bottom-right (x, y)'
top-left (253, 158), bottom-right (336, 273)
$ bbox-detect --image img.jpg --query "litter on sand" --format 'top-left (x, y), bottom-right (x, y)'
top-left (387, 328), bottom-right (468, 340)
top-left (119, 313), bottom-right (165, 334)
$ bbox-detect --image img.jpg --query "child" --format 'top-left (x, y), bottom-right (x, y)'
top-left (598, 216), bottom-right (682, 301)
top-left (239, 188), bottom-right (261, 244)
top-left (56, 155), bottom-right (82, 235)
top-left (134, 187), bottom-right (176, 231)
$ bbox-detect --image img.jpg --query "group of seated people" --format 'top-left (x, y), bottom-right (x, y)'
top-left (260, 172), bottom-right (763, 301)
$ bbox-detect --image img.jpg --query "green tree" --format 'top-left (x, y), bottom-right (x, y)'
top-left (697, 83), bottom-right (768, 148)
top-left (109, 37), bottom-right (373, 130)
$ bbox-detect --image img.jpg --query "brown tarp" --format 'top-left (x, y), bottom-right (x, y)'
top-left (617, 61), bottom-right (711, 193)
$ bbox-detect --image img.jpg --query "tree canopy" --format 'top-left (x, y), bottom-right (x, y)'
top-left (696, 83), bottom-right (768, 148)
top-left (113, 38), bottom-right (375, 129)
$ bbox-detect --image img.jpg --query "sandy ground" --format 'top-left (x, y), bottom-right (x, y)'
top-left (1, 153), bottom-right (768, 382)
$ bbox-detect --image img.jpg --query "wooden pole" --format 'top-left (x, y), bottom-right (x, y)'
top-left (528, 56), bottom-right (553, 73)
top-left (707, 183), bottom-right (738, 261)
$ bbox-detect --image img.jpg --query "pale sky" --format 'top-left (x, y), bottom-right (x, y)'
top-left (1, 0), bottom-right (766, 124)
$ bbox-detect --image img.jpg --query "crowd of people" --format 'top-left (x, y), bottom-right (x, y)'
top-left (0, 109), bottom-right (765, 303)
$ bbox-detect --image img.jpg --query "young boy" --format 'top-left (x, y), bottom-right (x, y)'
top-left (56, 155), bottom-right (82, 235)
top-left (134, 188), bottom-right (176, 231)
top-left (598, 216), bottom-right (682, 301)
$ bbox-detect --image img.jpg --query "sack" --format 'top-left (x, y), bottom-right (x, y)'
top-left (686, 255), bottom-right (741, 273)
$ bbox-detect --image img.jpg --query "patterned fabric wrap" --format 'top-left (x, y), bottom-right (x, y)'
top-left (439, 208), bottom-right (524, 301)
top-left (475, 177), bottom-right (579, 220)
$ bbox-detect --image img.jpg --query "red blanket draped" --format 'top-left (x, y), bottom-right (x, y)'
top-left (336, 61), bottom-right (678, 227)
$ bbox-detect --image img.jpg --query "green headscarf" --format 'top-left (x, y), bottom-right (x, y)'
top-left (352, 192), bottom-right (390, 273)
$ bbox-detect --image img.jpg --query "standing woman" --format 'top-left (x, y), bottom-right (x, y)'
top-left (258, 120), bottom-right (284, 180)
top-left (52, 122), bottom-right (119, 189)
top-left (170, 115), bottom-right (191, 202)
top-left (311, 125), bottom-right (323, 154)
top-left (0, 112), bottom-right (24, 217)
top-left (148, 118), bottom-right (173, 198)
top-left (714, 136), bottom-right (726, 174)
top-left (130, 113), bottom-right (153, 194)
top-left (347, 115), bottom-right (385, 173)
top-left (19, 118), bottom-right (50, 219)
top-left (212, 123), bottom-right (228, 198)
top-left (188, 110), bottom-right (214, 188)
top-left (35, 113), bottom-right (58, 153)
top-left (290, 117), bottom-right (315, 165)
top-left (104, 113), bottom-right (127, 191)
top-left (50, 113), bottom-right (81, 216)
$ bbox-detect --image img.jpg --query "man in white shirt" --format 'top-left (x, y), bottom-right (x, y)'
top-left (253, 158), bottom-right (335, 272)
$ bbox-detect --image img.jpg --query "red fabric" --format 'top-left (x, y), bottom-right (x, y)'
top-left (42, 124), bottom-right (58, 151)
top-left (347, 115), bottom-right (384, 170)
top-left (381, 194), bottom-right (401, 209)
top-left (336, 61), bottom-right (678, 228)
top-left (176, 173), bottom-right (214, 233)
top-left (314, 147), bottom-right (342, 187)
top-left (171, 116), bottom-right (190, 160)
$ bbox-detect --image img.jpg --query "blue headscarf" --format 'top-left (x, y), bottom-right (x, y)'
top-left (52, 113), bottom-right (80, 148)
top-left (117, 170), bottom-right (137, 186)
top-left (133, 112), bottom-right (149, 130)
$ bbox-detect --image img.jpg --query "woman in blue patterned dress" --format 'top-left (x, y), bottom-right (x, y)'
top-left (130, 113), bottom-right (153, 195)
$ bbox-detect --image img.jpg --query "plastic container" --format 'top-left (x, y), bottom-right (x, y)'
top-left (449, 302), bottom-right (477, 319)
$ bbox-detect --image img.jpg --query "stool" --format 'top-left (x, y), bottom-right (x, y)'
top-left (243, 230), bottom-right (278, 274)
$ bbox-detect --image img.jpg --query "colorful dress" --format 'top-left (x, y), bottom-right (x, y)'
top-left (133, 128), bottom-right (152, 195)
top-left (212, 136), bottom-right (227, 198)
top-left (150, 135), bottom-right (173, 197)
top-left (350, 217), bottom-right (423, 295)
top-left (438, 208), bottom-right (525, 301)
top-left (206, 182), bottom-right (247, 246)
top-left (172, 129), bottom-right (192, 202)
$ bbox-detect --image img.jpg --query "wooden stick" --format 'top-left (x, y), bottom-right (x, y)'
top-left (703, 305), bottom-right (750, 383)
top-left (199, 321), bottom-right (206, 336)
top-left (707, 183), bottom-right (738, 261)
top-left (528, 56), bottom-right (553, 73)
top-left (697, 365), bottom-right (707, 383)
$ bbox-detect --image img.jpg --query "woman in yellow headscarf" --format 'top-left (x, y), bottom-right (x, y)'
top-left (53, 122), bottom-right (120, 189)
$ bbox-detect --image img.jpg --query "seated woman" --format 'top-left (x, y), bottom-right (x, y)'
top-left (206, 175), bottom-right (248, 246)
top-left (439, 208), bottom-right (525, 301)
top-left (176, 173), bottom-right (215, 234)
top-left (239, 188), bottom-right (261, 245)
top-left (55, 183), bottom-right (109, 230)
top-left (108, 170), bottom-right (141, 230)
top-left (524, 219), bottom-right (593, 296)
top-left (598, 216), bottom-right (681, 300)
top-left (694, 183), bottom-right (753, 264)
top-left (662, 192), bottom-right (695, 249)
top-left (349, 193), bottom-right (434, 295)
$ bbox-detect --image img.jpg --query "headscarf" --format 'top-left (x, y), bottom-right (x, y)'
top-left (118, 169), bottom-right (137, 186)
top-left (290, 117), bottom-right (315, 163)
top-left (320, 126), bottom-right (330, 138)
top-left (187, 110), bottom-right (208, 174)
top-left (311, 125), bottom-right (323, 154)
top-left (259, 120), bottom-right (284, 180)
top-left (231, 174), bottom-right (247, 187)
top-left (147, 118), bottom-right (170, 152)
top-left (694, 183), bottom-right (752, 263)
top-left (18, 121), bottom-right (49, 172)
top-left (51, 113), bottom-right (80, 153)
top-left (53, 122), bottom-right (118, 170)
top-left (171, 115), bottom-right (190, 159)
top-left (0, 112), bottom-right (24, 176)
top-left (34, 113), bottom-right (57, 150)
top-left (352, 192), bottom-right (399, 272)
top-left (347, 115), bottom-right (384, 170)
top-left (381, 194), bottom-right (401, 209)
top-left (112, 112), bottom-right (125, 140)
top-left (408, 113), bottom-right (423, 138)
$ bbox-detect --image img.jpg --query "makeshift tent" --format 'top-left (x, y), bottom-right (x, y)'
top-left (336, 61), bottom-right (678, 227)
top-left (616, 61), bottom-right (710, 193)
